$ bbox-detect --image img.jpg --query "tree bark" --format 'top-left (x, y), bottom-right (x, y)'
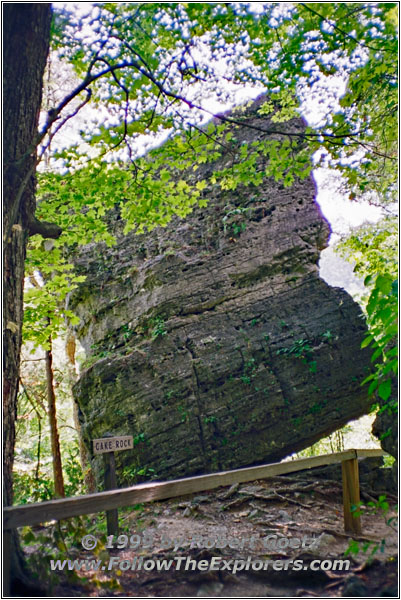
top-left (66, 332), bottom-right (97, 493)
top-left (73, 399), bottom-right (97, 493)
top-left (3, 4), bottom-right (52, 595)
top-left (45, 339), bottom-right (65, 498)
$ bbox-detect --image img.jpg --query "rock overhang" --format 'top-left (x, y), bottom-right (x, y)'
top-left (70, 96), bottom-right (373, 482)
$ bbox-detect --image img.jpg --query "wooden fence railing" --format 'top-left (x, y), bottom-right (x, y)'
top-left (4, 448), bottom-right (385, 532)
top-left (3, 448), bottom-right (387, 596)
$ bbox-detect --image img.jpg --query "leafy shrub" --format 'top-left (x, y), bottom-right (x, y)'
top-left (361, 274), bottom-right (398, 405)
top-left (13, 469), bottom-right (54, 504)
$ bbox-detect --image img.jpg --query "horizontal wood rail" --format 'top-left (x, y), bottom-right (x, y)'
top-left (4, 448), bottom-right (385, 531)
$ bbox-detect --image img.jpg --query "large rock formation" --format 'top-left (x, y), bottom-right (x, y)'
top-left (71, 98), bottom-right (373, 483)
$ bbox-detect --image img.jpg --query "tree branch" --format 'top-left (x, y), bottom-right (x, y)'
top-left (26, 215), bottom-right (62, 239)
top-left (4, 41), bottom-right (378, 244)
top-left (39, 88), bottom-right (92, 164)
top-left (299, 3), bottom-right (392, 54)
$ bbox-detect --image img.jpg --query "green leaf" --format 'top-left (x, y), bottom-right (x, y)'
top-left (371, 347), bottom-right (384, 362)
top-left (376, 275), bottom-right (392, 295)
top-left (378, 379), bottom-right (392, 402)
top-left (361, 335), bottom-right (373, 349)
top-left (196, 180), bottom-right (207, 191)
top-left (23, 530), bottom-right (36, 544)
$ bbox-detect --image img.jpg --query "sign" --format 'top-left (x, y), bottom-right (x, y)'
top-left (93, 435), bottom-right (133, 455)
top-left (92, 435), bottom-right (134, 535)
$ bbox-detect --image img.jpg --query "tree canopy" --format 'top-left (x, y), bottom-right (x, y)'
top-left (42, 2), bottom-right (397, 194)
top-left (22, 2), bottom-right (398, 400)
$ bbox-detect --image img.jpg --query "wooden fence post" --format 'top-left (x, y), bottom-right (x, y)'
top-left (341, 456), bottom-right (361, 534)
top-left (94, 433), bottom-right (134, 536)
top-left (103, 452), bottom-right (119, 535)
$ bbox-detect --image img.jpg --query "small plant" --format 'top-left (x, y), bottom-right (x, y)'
top-left (163, 248), bottom-right (176, 257)
top-left (13, 469), bottom-right (54, 504)
top-left (222, 206), bottom-right (249, 237)
top-left (21, 515), bottom-right (108, 590)
top-left (80, 349), bottom-right (112, 370)
top-left (244, 358), bottom-right (256, 371)
top-left (121, 323), bottom-right (135, 342)
top-left (277, 338), bottom-right (317, 372)
top-left (133, 432), bottom-right (146, 446)
top-left (383, 454), bottom-right (395, 468)
top-left (178, 405), bottom-right (188, 422)
top-left (345, 537), bottom-right (386, 557)
top-left (232, 222), bottom-right (246, 236)
top-left (63, 444), bottom-right (85, 497)
top-left (308, 401), bottom-right (325, 414)
top-left (121, 465), bottom-right (156, 485)
top-left (150, 316), bottom-right (167, 339)
top-left (345, 495), bottom-right (397, 559)
top-left (204, 415), bottom-right (217, 424)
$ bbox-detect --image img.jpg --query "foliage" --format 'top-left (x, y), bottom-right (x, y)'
top-left (345, 495), bottom-right (397, 558)
top-left (277, 338), bottom-right (317, 373)
top-left (294, 423), bottom-right (353, 458)
top-left (14, 470), bottom-right (54, 505)
top-left (14, 443), bottom-right (84, 505)
top-left (23, 2), bottom-right (398, 343)
top-left (15, 355), bottom-right (84, 504)
top-left (23, 257), bottom-right (84, 349)
top-left (222, 206), bottom-right (249, 237)
top-left (21, 516), bottom-right (121, 592)
top-left (262, 2), bottom-right (398, 203)
top-left (337, 217), bottom-right (398, 281)
top-left (121, 465), bottom-right (157, 486)
top-left (338, 218), bottom-right (398, 405)
top-left (361, 273), bottom-right (398, 403)
top-left (150, 316), bottom-right (167, 340)
top-left (19, 504), bottom-right (149, 591)
top-left (63, 444), bottom-right (86, 496)
top-left (52, 2), bottom-right (397, 202)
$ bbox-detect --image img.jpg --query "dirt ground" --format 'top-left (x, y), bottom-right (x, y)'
top-left (51, 472), bottom-right (398, 598)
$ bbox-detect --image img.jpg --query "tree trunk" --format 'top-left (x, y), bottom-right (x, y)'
top-left (66, 331), bottom-right (97, 493)
top-left (3, 4), bottom-right (52, 595)
top-left (45, 339), bottom-right (65, 498)
top-left (73, 400), bottom-right (97, 493)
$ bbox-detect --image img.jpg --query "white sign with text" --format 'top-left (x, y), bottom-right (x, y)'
top-left (93, 436), bottom-right (133, 455)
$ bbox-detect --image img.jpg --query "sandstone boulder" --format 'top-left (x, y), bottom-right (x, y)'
top-left (70, 98), bottom-right (373, 483)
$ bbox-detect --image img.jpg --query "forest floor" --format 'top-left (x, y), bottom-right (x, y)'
top-left (50, 470), bottom-right (398, 598)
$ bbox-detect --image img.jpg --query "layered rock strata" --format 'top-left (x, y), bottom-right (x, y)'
top-left (71, 99), bottom-right (373, 483)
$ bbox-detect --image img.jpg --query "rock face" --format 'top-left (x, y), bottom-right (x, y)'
top-left (71, 98), bottom-right (373, 483)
